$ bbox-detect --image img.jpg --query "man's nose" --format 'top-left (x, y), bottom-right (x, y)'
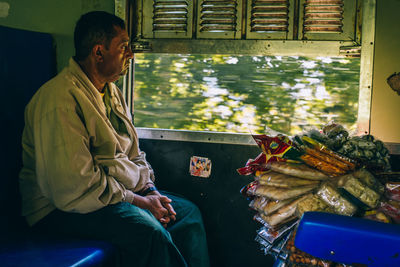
top-left (127, 46), bottom-right (134, 59)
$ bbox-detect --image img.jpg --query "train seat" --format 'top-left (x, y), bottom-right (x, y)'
top-left (0, 25), bottom-right (116, 267)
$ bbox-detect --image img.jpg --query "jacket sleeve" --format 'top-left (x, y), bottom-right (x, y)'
top-left (34, 106), bottom-right (132, 213)
top-left (98, 151), bottom-right (155, 193)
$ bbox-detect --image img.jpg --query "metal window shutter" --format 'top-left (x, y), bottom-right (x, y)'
top-left (142, 0), bottom-right (193, 39)
top-left (299, 0), bottom-right (358, 41)
top-left (197, 0), bottom-right (243, 39)
top-left (246, 0), bottom-right (295, 40)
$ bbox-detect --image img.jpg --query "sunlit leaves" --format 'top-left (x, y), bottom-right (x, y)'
top-left (133, 54), bottom-right (360, 135)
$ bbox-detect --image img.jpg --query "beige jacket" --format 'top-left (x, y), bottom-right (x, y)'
top-left (19, 58), bottom-right (154, 226)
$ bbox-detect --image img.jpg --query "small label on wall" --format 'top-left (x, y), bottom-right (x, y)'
top-left (189, 156), bottom-right (212, 178)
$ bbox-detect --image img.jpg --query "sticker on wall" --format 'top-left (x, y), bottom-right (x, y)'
top-left (189, 156), bottom-right (212, 178)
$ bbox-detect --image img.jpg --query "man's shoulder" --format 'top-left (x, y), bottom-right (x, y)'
top-left (36, 68), bottom-right (80, 96)
top-left (26, 69), bottom-right (81, 112)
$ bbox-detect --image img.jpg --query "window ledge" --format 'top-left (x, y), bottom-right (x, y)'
top-left (136, 128), bottom-right (256, 146)
top-left (137, 128), bottom-right (400, 155)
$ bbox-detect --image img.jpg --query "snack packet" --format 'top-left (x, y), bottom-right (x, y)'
top-left (295, 194), bottom-right (334, 217)
top-left (266, 161), bottom-right (328, 180)
top-left (255, 184), bottom-right (317, 201)
top-left (316, 182), bottom-right (357, 216)
top-left (385, 181), bottom-right (400, 201)
top-left (250, 196), bottom-right (293, 216)
top-left (336, 173), bottom-right (381, 209)
top-left (379, 200), bottom-right (400, 224)
top-left (363, 209), bottom-right (392, 223)
top-left (258, 194), bottom-right (310, 228)
top-left (252, 134), bottom-right (303, 163)
top-left (256, 171), bottom-right (320, 188)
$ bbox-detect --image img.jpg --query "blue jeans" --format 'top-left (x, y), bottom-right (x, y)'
top-left (33, 192), bottom-right (210, 267)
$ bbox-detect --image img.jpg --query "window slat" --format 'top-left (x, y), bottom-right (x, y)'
top-left (303, 0), bottom-right (344, 34)
top-left (153, 0), bottom-right (189, 33)
top-left (199, 0), bottom-right (238, 33)
top-left (250, 0), bottom-right (290, 33)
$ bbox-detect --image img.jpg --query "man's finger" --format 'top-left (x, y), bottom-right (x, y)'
top-left (159, 195), bottom-right (172, 203)
top-left (168, 214), bottom-right (176, 222)
top-left (163, 202), bottom-right (177, 216)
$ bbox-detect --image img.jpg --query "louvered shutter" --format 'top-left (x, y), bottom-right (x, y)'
top-left (142, 0), bottom-right (193, 38)
top-left (197, 0), bottom-right (243, 39)
top-left (246, 0), bottom-right (294, 39)
top-left (299, 0), bottom-right (357, 40)
top-left (135, 0), bottom-right (361, 46)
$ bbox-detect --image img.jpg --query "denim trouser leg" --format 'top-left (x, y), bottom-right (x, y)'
top-left (166, 193), bottom-right (210, 267)
top-left (33, 195), bottom-right (197, 267)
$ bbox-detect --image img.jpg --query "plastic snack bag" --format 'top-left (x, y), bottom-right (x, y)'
top-left (385, 181), bottom-right (400, 201)
top-left (256, 171), bottom-right (321, 188)
top-left (336, 173), bottom-right (381, 209)
top-left (316, 182), bottom-right (357, 216)
top-left (266, 161), bottom-right (328, 181)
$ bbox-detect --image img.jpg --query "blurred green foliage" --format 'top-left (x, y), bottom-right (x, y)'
top-left (133, 54), bottom-right (360, 135)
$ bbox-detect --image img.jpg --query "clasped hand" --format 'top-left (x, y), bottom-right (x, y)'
top-left (145, 192), bottom-right (176, 228)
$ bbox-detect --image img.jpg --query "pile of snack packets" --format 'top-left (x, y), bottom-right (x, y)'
top-left (238, 122), bottom-right (400, 267)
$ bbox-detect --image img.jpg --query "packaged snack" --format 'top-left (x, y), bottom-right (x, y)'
top-left (337, 174), bottom-right (381, 209)
top-left (257, 220), bottom-right (298, 245)
top-left (316, 182), bottom-right (357, 216)
top-left (385, 181), bottom-right (400, 201)
top-left (240, 180), bottom-right (259, 197)
top-left (250, 196), bottom-right (295, 216)
top-left (301, 136), bottom-right (356, 171)
top-left (255, 184), bottom-right (317, 201)
top-left (303, 147), bottom-right (352, 173)
top-left (237, 134), bottom-right (305, 176)
top-left (256, 171), bottom-right (320, 188)
top-left (300, 153), bottom-right (347, 176)
top-left (379, 200), bottom-right (400, 224)
top-left (266, 161), bottom-right (328, 180)
top-left (254, 235), bottom-right (273, 256)
top-left (295, 194), bottom-right (334, 217)
top-left (258, 198), bottom-right (294, 216)
top-left (270, 231), bottom-right (292, 261)
top-left (363, 209), bottom-right (392, 223)
top-left (337, 135), bottom-right (391, 172)
top-left (249, 196), bottom-right (268, 212)
top-left (322, 122), bottom-right (349, 151)
top-left (252, 134), bottom-right (303, 163)
top-left (352, 168), bottom-right (384, 195)
top-left (237, 152), bottom-right (268, 176)
top-left (258, 194), bottom-right (310, 228)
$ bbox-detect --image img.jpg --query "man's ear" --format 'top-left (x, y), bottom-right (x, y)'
top-left (93, 45), bottom-right (104, 62)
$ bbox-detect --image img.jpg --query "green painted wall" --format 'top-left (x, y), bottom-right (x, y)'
top-left (0, 0), bottom-right (114, 72)
top-left (371, 0), bottom-right (400, 143)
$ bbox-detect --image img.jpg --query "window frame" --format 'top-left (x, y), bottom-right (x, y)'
top-left (119, 0), bottom-right (376, 146)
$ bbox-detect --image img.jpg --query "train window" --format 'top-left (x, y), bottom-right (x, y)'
top-left (132, 54), bottom-right (360, 136)
top-left (121, 0), bottom-right (375, 142)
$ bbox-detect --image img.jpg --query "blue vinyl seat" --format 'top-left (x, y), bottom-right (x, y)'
top-left (295, 212), bottom-right (400, 266)
top-left (0, 235), bottom-right (116, 267)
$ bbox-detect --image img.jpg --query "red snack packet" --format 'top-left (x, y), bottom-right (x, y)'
top-left (379, 200), bottom-right (400, 224)
top-left (385, 181), bottom-right (400, 201)
top-left (252, 134), bottom-right (298, 162)
top-left (237, 152), bottom-right (268, 176)
top-left (237, 134), bottom-right (302, 176)
top-left (240, 181), bottom-right (259, 197)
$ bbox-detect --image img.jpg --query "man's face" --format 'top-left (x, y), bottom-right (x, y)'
top-left (98, 26), bottom-right (133, 82)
